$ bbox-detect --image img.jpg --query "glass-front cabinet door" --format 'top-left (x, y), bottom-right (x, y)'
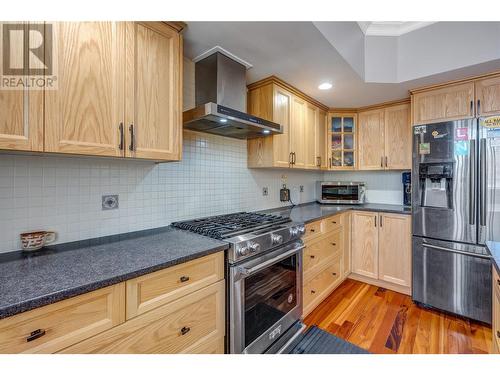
top-left (328, 113), bottom-right (357, 169)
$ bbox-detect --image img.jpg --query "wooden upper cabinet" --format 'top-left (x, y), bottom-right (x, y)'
top-left (304, 102), bottom-right (318, 169)
top-left (125, 22), bottom-right (182, 161)
top-left (316, 109), bottom-right (328, 169)
top-left (378, 213), bottom-right (411, 288)
top-left (290, 95), bottom-right (306, 168)
top-left (384, 103), bottom-right (411, 170)
top-left (351, 211), bottom-right (379, 279)
top-left (412, 82), bottom-right (474, 125)
top-left (272, 86), bottom-right (292, 167)
top-left (475, 75), bottom-right (500, 117)
top-left (358, 109), bottom-right (385, 170)
top-left (45, 22), bottom-right (125, 157)
top-left (0, 23), bottom-right (42, 152)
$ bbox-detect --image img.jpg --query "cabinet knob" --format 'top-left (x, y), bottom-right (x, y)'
top-left (497, 279), bottom-right (500, 286)
top-left (332, 272), bottom-right (337, 276)
top-left (179, 275), bottom-right (190, 283)
top-left (497, 330), bottom-right (500, 339)
top-left (331, 242), bottom-right (336, 246)
top-left (310, 255), bottom-right (315, 259)
top-left (26, 329), bottom-right (46, 342)
top-left (332, 221), bottom-right (337, 224)
top-left (180, 326), bottom-right (191, 336)
top-left (310, 228), bottom-right (315, 232)
top-left (311, 290), bottom-right (316, 294)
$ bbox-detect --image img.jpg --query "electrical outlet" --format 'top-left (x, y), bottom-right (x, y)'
top-left (299, 185), bottom-right (304, 193)
top-left (102, 195), bottom-right (119, 210)
top-left (262, 187), bottom-right (268, 196)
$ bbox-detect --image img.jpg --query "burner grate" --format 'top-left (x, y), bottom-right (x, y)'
top-left (172, 212), bottom-right (290, 239)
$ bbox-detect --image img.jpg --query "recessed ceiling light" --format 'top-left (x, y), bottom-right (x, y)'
top-left (262, 129), bottom-right (271, 134)
top-left (220, 118), bottom-right (228, 123)
top-left (318, 82), bottom-right (333, 90)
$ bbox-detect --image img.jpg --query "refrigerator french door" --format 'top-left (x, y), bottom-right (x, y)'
top-left (411, 117), bottom-right (500, 324)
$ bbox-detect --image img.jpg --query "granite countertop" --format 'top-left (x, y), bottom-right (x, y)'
top-left (0, 226), bottom-right (228, 319)
top-left (487, 241), bottom-right (500, 273)
top-left (260, 202), bottom-right (411, 224)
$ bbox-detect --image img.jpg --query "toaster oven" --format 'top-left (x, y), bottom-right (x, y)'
top-left (316, 181), bottom-right (366, 204)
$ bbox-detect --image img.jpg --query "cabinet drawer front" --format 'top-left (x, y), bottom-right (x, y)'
top-left (126, 252), bottom-right (224, 319)
top-left (0, 284), bottom-right (124, 353)
top-left (303, 257), bottom-right (341, 313)
top-left (303, 230), bottom-right (342, 276)
top-left (303, 220), bottom-right (322, 240)
top-left (60, 281), bottom-right (225, 354)
top-left (322, 214), bottom-right (343, 233)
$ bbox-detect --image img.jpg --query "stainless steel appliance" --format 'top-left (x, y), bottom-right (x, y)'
top-left (402, 172), bottom-right (411, 206)
top-left (316, 181), bottom-right (366, 204)
top-left (412, 116), bottom-right (500, 323)
top-left (183, 52), bottom-right (282, 139)
top-left (172, 212), bottom-right (306, 353)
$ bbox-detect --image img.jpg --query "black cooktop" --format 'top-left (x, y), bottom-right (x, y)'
top-left (171, 212), bottom-right (290, 240)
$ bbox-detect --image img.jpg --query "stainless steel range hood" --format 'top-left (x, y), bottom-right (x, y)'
top-left (183, 52), bottom-right (282, 139)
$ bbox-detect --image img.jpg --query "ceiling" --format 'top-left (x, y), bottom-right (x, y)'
top-left (357, 22), bottom-right (436, 36)
top-left (183, 22), bottom-right (500, 108)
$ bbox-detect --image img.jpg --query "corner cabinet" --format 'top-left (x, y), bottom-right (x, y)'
top-left (327, 113), bottom-right (357, 169)
top-left (358, 102), bottom-right (411, 170)
top-left (351, 211), bottom-right (411, 294)
top-left (2, 22), bottom-right (183, 162)
top-left (247, 78), bottom-right (328, 170)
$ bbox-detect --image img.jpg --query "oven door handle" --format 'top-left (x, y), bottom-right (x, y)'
top-left (237, 245), bottom-right (305, 278)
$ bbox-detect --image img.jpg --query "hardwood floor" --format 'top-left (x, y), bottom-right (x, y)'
top-left (304, 279), bottom-right (492, 354)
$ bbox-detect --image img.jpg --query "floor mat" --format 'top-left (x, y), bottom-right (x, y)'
top-left (285, 325), bottom-right (370, 354)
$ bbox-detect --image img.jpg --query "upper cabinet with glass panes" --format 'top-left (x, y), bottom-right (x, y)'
top-left (328, 113), bottom-right (356, 169)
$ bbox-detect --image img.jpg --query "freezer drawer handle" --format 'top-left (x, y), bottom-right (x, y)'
top-left (421, 243), bottom-right (491, 260)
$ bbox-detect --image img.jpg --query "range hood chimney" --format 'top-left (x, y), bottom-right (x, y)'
top-left (183, 52), bottom-right (282, 139)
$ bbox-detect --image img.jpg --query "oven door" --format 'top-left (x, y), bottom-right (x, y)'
top-left (229, 241), bottom-right (303, 354)
top-left (319, 183), bottom-right (365, 204)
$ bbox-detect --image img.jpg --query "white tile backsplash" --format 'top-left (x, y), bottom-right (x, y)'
top-left (0, 132), bottom-right (323, 253)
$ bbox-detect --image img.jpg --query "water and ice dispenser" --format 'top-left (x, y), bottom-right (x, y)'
top-left (418, 163), bottom-right (454, 209)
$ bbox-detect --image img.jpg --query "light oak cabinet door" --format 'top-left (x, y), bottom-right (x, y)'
top-left (412, 82), bottom-right (474, 125)
top-left (304, 102), bottom-right (318, 169)
top-left (384, 103), bottom-right (411, 170)
top-left (45, 22), bottom-right (125, 157)
top-left (272, 86), bottom-right (292, 167)
top-left (358, 109), bottom-right (385, 170)
top-left (342, 212), bottom-right (351, 278)
top-left (476, 76), bottom-right (500, 117)
top-left (316, 109), bottom-right (328, 169)
top-left (290, 96), bottom-right (306, 168)
top-left (351, 211), bottom-right (379, 279)
top-left (378, 213), bottom-right (411, 288)
top-left (0, 22), bottom-right (43, 151)
top-left (125, 22), bottom-right (182, 161)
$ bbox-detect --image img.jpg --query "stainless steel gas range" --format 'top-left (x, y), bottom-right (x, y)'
top-left (172, 212), bottom-right (306, 354)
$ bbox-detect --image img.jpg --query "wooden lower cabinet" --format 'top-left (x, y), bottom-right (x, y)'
top-left (302, 212), bottom-right (350, 317)
top-left (492, 266), bottom-right (500, 354)
top-left (0, 284), bottom-right (125, 354)
top-left (59, 281), bottom-right (225, 354)
top-left (351, 211), bottom-right (411, 294)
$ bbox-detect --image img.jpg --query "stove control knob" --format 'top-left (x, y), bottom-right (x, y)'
top-left (238, 246), bottom-right (250, 257)
top-left (271, 234), bottom-right (283, 245)
top-left (289, 227), bottom-right (299, 237)
top-left (297, 226), bottom-right (306, 236)
top-left (248, 241), bottom-right (261, 253)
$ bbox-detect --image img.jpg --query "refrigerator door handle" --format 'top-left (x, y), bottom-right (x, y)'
top-left (469, 139), bottom-right (476, 226)
top-left (479, 138), bottom-right (487, 227)
top-left (421, 243), bottom-right (491, 260)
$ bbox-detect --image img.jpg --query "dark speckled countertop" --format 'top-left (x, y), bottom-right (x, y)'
top-left (0, 226), bottom-right (228, 319)
top-left (260, 201), bottom-right (411, 224)
top-left (487, 241), bottom-right (500, 274)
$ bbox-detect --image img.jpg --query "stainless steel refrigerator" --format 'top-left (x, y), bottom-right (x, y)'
top-left (412, 115), bottom-right (500, 324)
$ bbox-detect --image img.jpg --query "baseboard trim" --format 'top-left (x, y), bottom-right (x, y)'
top-left (348, 273), bottom-right (411, 296)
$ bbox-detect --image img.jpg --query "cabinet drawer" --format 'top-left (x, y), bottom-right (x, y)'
top-left (126, 252), bottom-right (224, 319)
top-left (0, 283), bottom-right (125, 353)
top-left (303, 220), bottom-right (322, 241)
top-left (322, 214), bottom-right (343, 233)
top-left (60, 280), bottom-right (225, 354)
top-left (303, 230), bottom-right (342, 277)
top-left (303, 257), bottom-right (341, 315)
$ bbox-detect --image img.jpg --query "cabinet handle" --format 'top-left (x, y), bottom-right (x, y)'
top-left (477, 99), bottom-right (481, 116)
top-left (497, 330), bottom-right (500, 339)
top-left (374, 216), bottom-right (377, 227)
top-left (329, 157), bottom-right (332, 168)
top-left (179, 275), bottom-right (190, 283)
top-left (380, 215), bottom-right (383, 227)
top-left (310, 229), bottom-right (315, 233)
top-left (380, 156), bottom-right (384, 168)
top-left (385, 156), bottom-right (388, 168)
top-left (289, 152), bottom-right (293, 166)
top-left (180, 326), bottom-right (191, 336)
top-left (129, 124), bottom-right (135, 151)
top-left (292, 152), bottom-right (296, 165)
top-left (497, 279), bottom-right (500, 286)
top-left (118, 122), bottom-right (124, 150)
top-left (26, 329), bottom-right (46, 342)
top-left (311, 290), bottom-right (316, 294)
top-left (317, 156), bottom-right (321, 167)
top-left (470, 100), bottom-right (474, 116)
top-left (310, 255), bottom-right (315, 259)
top-left (332, 221), bottom-right (337, 224)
